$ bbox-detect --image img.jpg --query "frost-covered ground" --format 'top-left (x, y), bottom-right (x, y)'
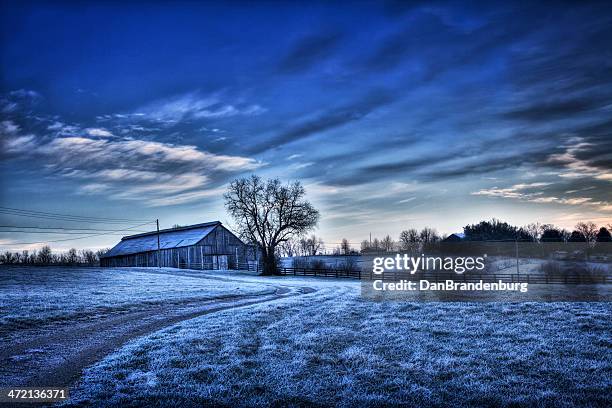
top-left (0, 266), bottom-right (270, 330)
top-left (64, 274), bottom-right (611, 407)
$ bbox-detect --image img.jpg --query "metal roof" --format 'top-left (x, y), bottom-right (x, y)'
top-left (103, 221), bottom-right (220, 258)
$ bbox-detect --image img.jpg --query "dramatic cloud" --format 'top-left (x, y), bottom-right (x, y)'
top-left (3, 128), bottom-right (263, 206)
top-left (548, 138), bottom-right (612, 182)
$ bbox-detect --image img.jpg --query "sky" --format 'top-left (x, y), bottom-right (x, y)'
top-left (1, 0), bottom-right (611, 251)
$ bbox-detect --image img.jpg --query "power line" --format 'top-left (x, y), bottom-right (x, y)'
top-left (0, 207), bottom-right (152, 223)
top-left (0, 206), bottom-right (152, 221)
top-left (0, 211), bottom-right (150, 224)
top-left (1, 221), bottom-right (156, 246)
top-left (0, 230), bottom-right (145, 235)
top-left (0, 225), bottom-right (150, 232)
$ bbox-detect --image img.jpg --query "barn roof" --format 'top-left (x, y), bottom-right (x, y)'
top-left (103, 221), bottom-right (221, 258)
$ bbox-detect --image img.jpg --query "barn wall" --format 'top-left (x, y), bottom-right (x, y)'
top-left (100, 225), bottom-right (258, 270)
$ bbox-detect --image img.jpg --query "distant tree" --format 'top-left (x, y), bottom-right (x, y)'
top-left (171, 224), bottom-right (183, 229)
top-left (419, 227), bottom-right (439, 243)
top-left (372, 238), bottom-right (381, 251)
top-left (596, 227), bottom-right (611, 242)
top-left (524, 223), bottom-right (543, 242)
top-left (279, 239), bottom-right (298, 257)
top-left (340, 238), bottom-right (350, 255)
top-left (67, 248), bottom-right (79, 265)
top-left (381, 235), bottom-right (395, 251)
top-left (399, 228), bottom-right (420, 251)
top-left (575, 222), bottom-right (598, 243)
top-left (21, 250), bottom-right (29, 264)
top-left (307, 235), bottom-right (324, 255)
top-left (2, 251), bottom-right (15, 264)
top-left (464, 219), bottom-right (524, 241)
top-left (13, 252), bottom-right (22, 264)
top-left (360, 240), bottom-right (370, 253)
top-left (81, 249), bottom-right (98, 266)
top-left (297, 235), bottom-right (323, 256)
top-left (28, 250), bottom-right (37, 264)
top-left (37, 245), bottom-right (52, 265)
top-left (568, 230), bottom-right (587, 242)
top-left (225, 175), bottom-right (319, 275)
top-left (541, 228), bottom-right (564, 242)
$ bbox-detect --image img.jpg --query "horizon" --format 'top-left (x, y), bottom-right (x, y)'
top-left (1, 1), bottom-right (611, 251)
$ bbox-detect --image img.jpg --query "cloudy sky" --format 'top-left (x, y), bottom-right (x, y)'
top-left (1, 0), bottom-right (611, 251)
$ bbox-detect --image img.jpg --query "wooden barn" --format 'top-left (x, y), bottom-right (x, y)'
top-left (100, 221), bottom-right (258, 270)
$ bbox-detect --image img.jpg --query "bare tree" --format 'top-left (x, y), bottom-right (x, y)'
top-left (80, 249), bottom-right (98, 266)
top-left (360, 240), bottom-right (370, 253)
top-left (279, 239), bottom-right (299, 257)
top-left (309, 235), bottom-right (324, 255)
top-left (372, 238), bottom-right (381, 251)
top-left (524, 223), bottom-right (543, 242)
top-left (419, 227), bottom-right (439, 243)
top-left (2, 251), bottom-right (15, 264)
top-left (299, 234), bottom-right (324, 256)
top-left (575, 222), bottom-right (598, 243)
top-left (381, 235), bottom-right (395, 251)
top-left (225, 175), bottom-right (319, 275)
top-left (37, 245), bottom-right (52, 265)
top-left (340, 238), bottom-right (350, 255)
top-left (21, 250), bottom-right (29, 264)
top-left (67, 248), bottom-right (79, 265)
top-left (399, 228), bottom-right (420, 251)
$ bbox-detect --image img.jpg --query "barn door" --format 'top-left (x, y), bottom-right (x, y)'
top-left (219, 255), bottom-right (228, 270)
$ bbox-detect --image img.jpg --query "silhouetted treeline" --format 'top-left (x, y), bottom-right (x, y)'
top-left (0, 245), bottom-right (109, 266)
top-left (360, 219), bottom-right (611, 257)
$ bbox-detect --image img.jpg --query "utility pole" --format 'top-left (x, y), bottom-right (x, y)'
top-left (515, 238), bottom-right (519, 278)
top-left (156, 219), bottom-right (161, 268)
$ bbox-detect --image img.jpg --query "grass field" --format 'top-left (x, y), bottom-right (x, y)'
top-left (0, 266), bottom-right (269, 331)
top-left (58, 273), bottom-right (611, 407)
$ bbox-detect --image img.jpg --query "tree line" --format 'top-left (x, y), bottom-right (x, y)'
top-left (0, 246), bottom-right (109, 266)
top-left (357, 219), bottom-right (611, 254)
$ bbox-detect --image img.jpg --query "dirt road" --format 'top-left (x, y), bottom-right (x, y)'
top-left (0, 279), bottom-right (314, 392)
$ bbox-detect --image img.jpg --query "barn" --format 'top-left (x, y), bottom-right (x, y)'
top-left (100, 221), bottom-right (258, 270)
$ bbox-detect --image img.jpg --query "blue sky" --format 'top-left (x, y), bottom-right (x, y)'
top-left (1, 0), bottom-right (611, 251)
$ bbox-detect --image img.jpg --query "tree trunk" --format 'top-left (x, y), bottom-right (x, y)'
top-left (260, 250), bottom-right (279, 276)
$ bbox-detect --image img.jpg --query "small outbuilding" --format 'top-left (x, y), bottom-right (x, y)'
top-left (100, 221), bottom-right (257, 270)
top-left (443, 233), bottom-right (463, 242)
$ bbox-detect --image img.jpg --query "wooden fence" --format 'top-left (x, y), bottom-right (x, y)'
top-left (278, 267), bottom-right (611, 284)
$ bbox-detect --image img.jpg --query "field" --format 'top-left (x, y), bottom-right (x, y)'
top-left (0, 266), bottom-right (271, 331)
top-left (0, 267), bottom-right (610, 407)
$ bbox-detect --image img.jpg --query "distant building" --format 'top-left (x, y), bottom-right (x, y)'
top-left (443, 233), bottom-right (463, 242)
top-left (100, 221), bottom-right (257, 269)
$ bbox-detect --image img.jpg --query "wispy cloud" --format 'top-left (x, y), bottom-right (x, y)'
top-left (472, 181), bottom-right (611, 212)
top-left (136, 92), bottom-right (266, 124)
top-left (86, 128), bottom-right (114, 137)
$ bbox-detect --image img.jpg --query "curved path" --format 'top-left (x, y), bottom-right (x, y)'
top-left (0, 275), bottom-right (315, 394)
